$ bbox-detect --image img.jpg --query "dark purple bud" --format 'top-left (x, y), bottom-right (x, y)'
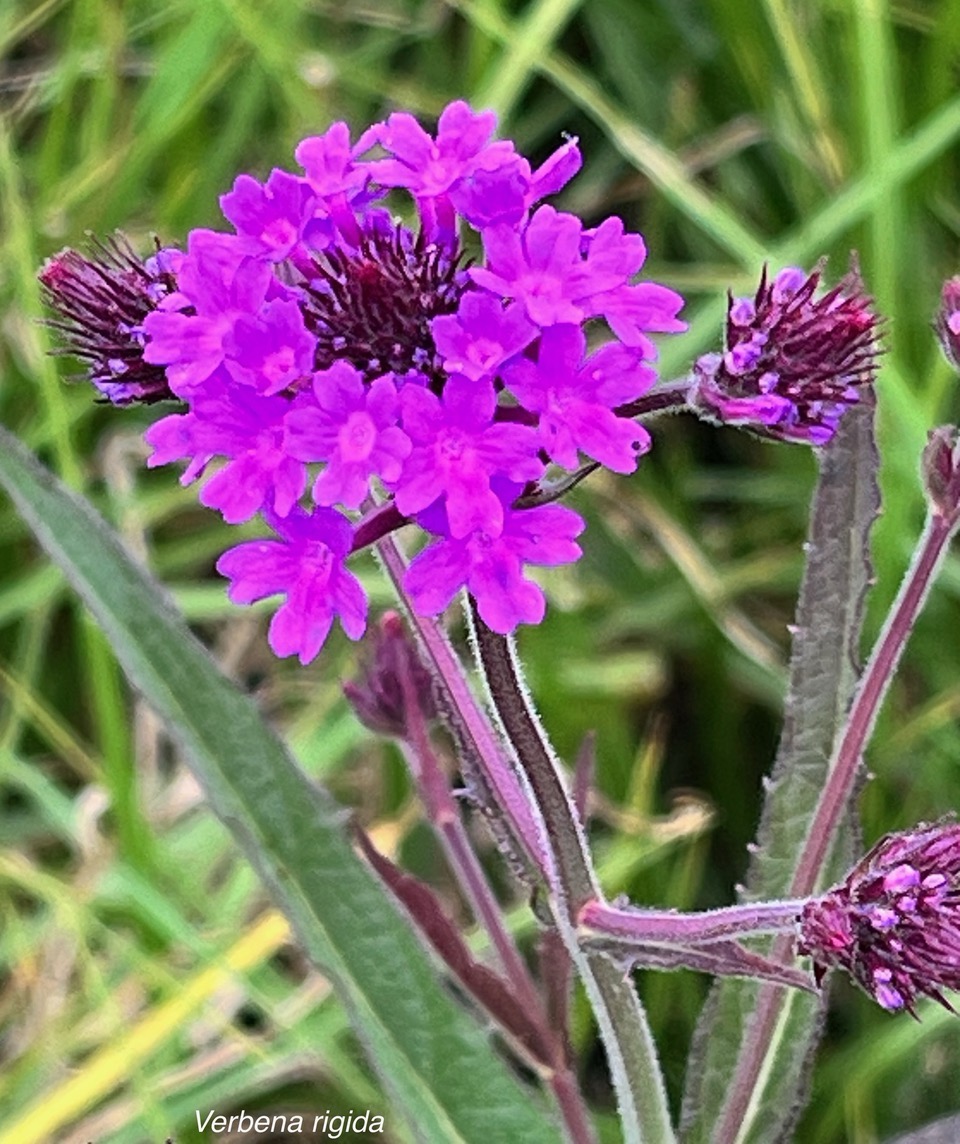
top-left (797, 821), bottom-right (960, 1015)
top-left (343, 611), bottom-right (436, 737)
top-left (934, 277), bottom-right (960, 372)
top-left (921, 425), bottom-right (960, 521)
top-left (38, 234), bottom-right (180, 405)
top-left (301, 227), bottom-right (466, 388)
top-left (691, 260), bottom-right (882, 445)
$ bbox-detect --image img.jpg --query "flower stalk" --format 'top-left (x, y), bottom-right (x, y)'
top-left (376, 613), bottom-right (597, 1144)
top-left (579, 899), bottom-right (805, 946)
top-left (470, 608), bottom-right (674, 1144)
top-left (714, 429), bottom-right (960, 1144)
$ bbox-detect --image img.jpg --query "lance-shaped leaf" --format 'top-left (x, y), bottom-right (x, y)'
top-left (681, 397), bottom-right (881, 1143)
top-left (0, 424), bottom-right (562, 1144)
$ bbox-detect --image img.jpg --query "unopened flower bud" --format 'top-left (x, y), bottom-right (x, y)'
top-left (798, 821), bottom-right (960, 1014)
top-left (343, 611), bottom-right (436, 737)
top-left (691, 261), bottom-right (881, 445)
top-left (39, 234), bottom-right (180, 405)
top-left (921, 425), bottom-right (960, 521)
top-left (934, 277), bottom-right (960, 372)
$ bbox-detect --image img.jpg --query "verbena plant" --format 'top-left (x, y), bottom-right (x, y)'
top-left (3, 101), bottom-right (960, 1143)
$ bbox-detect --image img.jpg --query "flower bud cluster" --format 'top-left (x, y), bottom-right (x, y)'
top-left (691, 263), bottom-right (880, 444)
top-left (39, 236), bottom-right (180, 406)
top-left (798, 822), bottom-right (960, 1014)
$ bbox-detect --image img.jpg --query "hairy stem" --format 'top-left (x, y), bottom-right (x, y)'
top-left (715, 507), bottom-right (960, 1144)
top-left (377, 539), bottom-right (596, 1142)
top-left (580, 899), bottom-right (805, 946)
top-left (374, 532), bottom-right (546, 880)
top-left (792, 511), bottom-right (955, 896)
top-left (471, 609), bottom-right (674, 1144)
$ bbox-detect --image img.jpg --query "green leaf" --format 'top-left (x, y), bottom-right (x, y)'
top-left (0, 424), bottom-right (563, 1144)
top-left (680, 398), bottom-right (881, 1143)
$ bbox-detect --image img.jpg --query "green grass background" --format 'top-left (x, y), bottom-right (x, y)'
top-left (1, 1), bottom-right (959, 1140)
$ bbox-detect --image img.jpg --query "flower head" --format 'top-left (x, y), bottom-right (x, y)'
top-left (935, 276), bottom-right (960, 373)
top-left (691, 263), bottom-right (880, 445)
top-left (921, 424), bottom-right (960, 522)
top-left (343, 611), bottom-right (436, 737)
top-left (38, 236), bottom-right (180, 405)
top-left (798, 821), bottom-right (960, 1014)
top-left (41, 102), bottom-right (685, 660)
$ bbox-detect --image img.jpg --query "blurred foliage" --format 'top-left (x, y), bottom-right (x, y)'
top-left (1, 0), bottom-right (960, 1141)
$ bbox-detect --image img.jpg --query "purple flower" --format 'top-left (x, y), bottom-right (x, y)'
top-left (393, 375), bottom-right (544, 537)
top-left (368, 101), bottom-right (519, 245)
top-left (470, 208), bottom-right (684, 346)
top-left (691, 263), bottom-right (881, 445)
top-left (285, 361), bottom-right (411, 509)
top-left (38, 236), bottom-right (180, 404)
top-left (502, 325), bottom-right (655, 472)
top-left (404, 488), bottom-right (584, 632)
top-left (295, 121), bottom-right (382, 248)
top-left (224, 296), bottom-right (317, 395)
top-left (220, 169), bottom-right (315, 261)
top-left (450, 137), bottom-right (583, 232)
top-left (145, 384), bottom-right (307, 522)
top-left (143, 230), bottom-right (272, 396)
top-left (430, 295), bottom-right (536, 382)
top-left (217, 505), bottom-right (367, 664)
top-left (798, 821), bottom-right (960, 1014)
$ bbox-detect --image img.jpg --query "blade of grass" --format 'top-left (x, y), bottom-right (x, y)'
top-left (0, 910), bottom-right (291, 1144)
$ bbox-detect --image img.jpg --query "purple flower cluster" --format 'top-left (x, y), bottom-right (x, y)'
top-left (41, 102), bottom-right (686, 662)
top-left (798, 822), bottom-right (960, 1014)
top-left (690, 263), bottom-right (880, 445)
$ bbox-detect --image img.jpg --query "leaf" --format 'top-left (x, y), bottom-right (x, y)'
top-left (680, 397), bottom-right (881, 1143)
top-left (0, 425), bottom-right (562, 1144)
top-left (354, 826), bottom-right (555, 1068)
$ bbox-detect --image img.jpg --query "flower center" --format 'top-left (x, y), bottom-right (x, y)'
top-left (339, 411), bottom-right (377, 462)
top-left (301, 226), bottom-right (465, 386)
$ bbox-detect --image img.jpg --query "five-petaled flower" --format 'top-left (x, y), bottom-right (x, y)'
top-left (798, 821), bottom-right (960, 1014)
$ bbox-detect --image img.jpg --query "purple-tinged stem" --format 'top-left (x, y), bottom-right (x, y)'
top-left (579, 899), bottom-right (804, 946)
top-left (791, 511), bottom-right (955, 897)
top-left (540, 733), bottom-right (597, 1041)
top-left (352, 500), bottom-right (408, 552)
top-left (470, 611), bottom-right (674, 1144)
top-left (395, 653), bottom-right (597, 1144)
top-left (373, 532), bottom-right (548, 882)
top-left (616, 377), bottom-right (693, 420)
top-left (715, 507), bottom-right (960, 1144)
top-left (470, 614), bottom-right (597, 913)
top-left (395, 653), bottom-right (537, 996)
